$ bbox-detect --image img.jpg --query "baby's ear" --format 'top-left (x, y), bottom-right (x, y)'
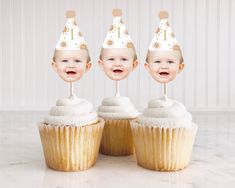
top-left (144, 62), bottom-right (151, 73)
top-left (51, 61), bottom-right (57, 72)
top-left (179, 63), bottom-right (185, 72)
top-left (98, 59), bottom-right (104, 70)
top-left (132, 60), bottom-right (139, 70)
top-left (85, 61), bottom-right (92, 72)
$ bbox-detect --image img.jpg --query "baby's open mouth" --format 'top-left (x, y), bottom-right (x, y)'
top-left (66, 71), bottom-right (77, 75)
top-left (159, 72), bottom-right (169, 76)
top-left (113, 69), bottom-right (123, 73)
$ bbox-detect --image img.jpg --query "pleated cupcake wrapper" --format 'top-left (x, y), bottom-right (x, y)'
top-left (100, 119), bottom-right (135, 156)
top-left (38, 118), bottom-right (104, 171)
top-left (130, 120), bottom-right (198, 171)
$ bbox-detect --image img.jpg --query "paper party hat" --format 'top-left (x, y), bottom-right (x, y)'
top-left (148, 11), bottom-right (181, 51)
top-left (102, 9), bottom-right (134, 49)
top-left (56, 10), bottom-right (87, 50)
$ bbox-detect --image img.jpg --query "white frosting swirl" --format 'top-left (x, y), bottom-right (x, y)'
top-left (138, 96), bottom-right (193, 127)
top-left (44, 95), bottom-right (98, 126)
top-left (98, 96), bottom-right (139, 119)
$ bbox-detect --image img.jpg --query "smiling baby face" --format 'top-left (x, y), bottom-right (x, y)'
top-left (145, 51), bottom-right (184, 83)
top-left (99, 48), bottom-right (138, 81)
top-left (52, 50), bottom-right (91, 82)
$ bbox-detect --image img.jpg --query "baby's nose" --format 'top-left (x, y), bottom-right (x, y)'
top-left (68, 61), bottom-right (75, 67)
top-left (160, 63), bottom-right (168, 69)
top-left (114, 61), bottom-right (122, 66)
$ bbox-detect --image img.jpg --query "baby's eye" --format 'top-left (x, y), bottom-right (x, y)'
top-left (74, 59), bottom-right (81, 63)
top-left (107, 58), bottom-right (115, 61)
top-left (154, 60), bottom-right (161, 63)
top-left (61, 59), bottom-right (68, 63)
top-left (168, 61), bottom-right (175, 64)
top-left (121, 57), bottom-right (128, 61)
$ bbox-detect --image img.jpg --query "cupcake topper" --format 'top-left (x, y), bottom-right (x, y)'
top-left (146, 11), bottom-right (184, 98)
top-left (100, 9), bottom-right (137, 97)
top-left (52, 10), bottom-right (91, 98)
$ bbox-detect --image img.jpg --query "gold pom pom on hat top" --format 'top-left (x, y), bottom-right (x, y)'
top-left (66, 10), bottom-right (76, 18)
top-left (80, 44), bottom-right (87, 50)
top-left (159, 11), bottom-right (168, 19)
top-left (112, 9), bottom-right (122, 17)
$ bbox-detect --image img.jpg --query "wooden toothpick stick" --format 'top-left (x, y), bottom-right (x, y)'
top-left (115, 80), bottom-right (120, 97)
top-left (164, 83), bottom-right (167, 97)
top-left (70, 82), bottom-right (74, 97)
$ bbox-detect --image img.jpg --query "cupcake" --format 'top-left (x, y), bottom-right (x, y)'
top-left (97, 9), bottom-right (139, 156)
top-left (98, 96), bottom-right (139, 156)
top-left (39, 95), bottom-right (104, 171)
top-left (132, 10), bottom-right (198, 171)
top-left (130, 96), bottom-right (198, 171)
top-left (38, 10), bottom-right (104, 171)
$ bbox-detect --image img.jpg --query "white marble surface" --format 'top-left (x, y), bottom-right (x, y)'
top-left (0, 111), bottom-right (235, 188)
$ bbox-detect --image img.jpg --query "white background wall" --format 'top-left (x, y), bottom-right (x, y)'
top-left (0, 0), bottom-right (235, 111)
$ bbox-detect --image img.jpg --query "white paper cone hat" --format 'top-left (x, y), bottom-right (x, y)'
top-left (56, 10), bottom-right (87, 50)
top-left (102, 9), bottom-right (135, 49)
top-left (148, 11), bottom-right (181, 51)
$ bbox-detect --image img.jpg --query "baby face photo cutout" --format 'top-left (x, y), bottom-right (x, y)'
top-left (99, 9), bottom-right (138, 81)
top-left (52, 10), bottom-right (91, 83)
top-left (145, 11), bottom-right (184, 84)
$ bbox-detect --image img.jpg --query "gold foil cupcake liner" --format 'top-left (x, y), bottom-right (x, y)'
top-left (38, 118), bottom-right (104, 171)
top-left (100, 119), bottom-right (134, 156)
top-left (130, 120), bottom-right (198, 171)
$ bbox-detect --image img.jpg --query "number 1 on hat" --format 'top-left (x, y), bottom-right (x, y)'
top-left (71, 28), bottom-right (74, 40)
